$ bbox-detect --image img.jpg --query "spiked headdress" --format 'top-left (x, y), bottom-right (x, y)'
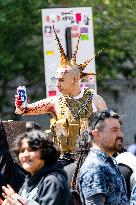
top-left (53, 26), bottom-right (101, 78)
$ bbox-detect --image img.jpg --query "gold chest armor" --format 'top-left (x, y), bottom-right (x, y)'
top-left (51, 88), bottom-right (94, 153)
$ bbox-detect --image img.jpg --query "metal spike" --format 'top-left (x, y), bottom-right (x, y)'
top-left (71, 33), bottom-right (81, 65)
top-left (53, 26), bottom-right (68, 67)
top-left (78, 49), bottom-right (103, 71)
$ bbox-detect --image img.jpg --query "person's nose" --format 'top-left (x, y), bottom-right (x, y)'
top-left (118, 130), bottom-right (124, 139)
top-left (56, 80), bottom-right (58, 86)
top-left (56, 80), bottom-right (60, 88)
top-left (23, 149), bottom-right (30, 157)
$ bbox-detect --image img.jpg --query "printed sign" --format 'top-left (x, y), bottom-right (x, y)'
top-left (46, 50), bottom-right (54, 55)
top-left (41, 7), bottom-right (97, 97)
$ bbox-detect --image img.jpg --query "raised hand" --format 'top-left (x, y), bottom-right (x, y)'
top-left (15, 95), bottom-right (29, 115)
top-left (15, 95), bottom-right (23, 108)
top-left (1, 184), bottom-right (21, 205)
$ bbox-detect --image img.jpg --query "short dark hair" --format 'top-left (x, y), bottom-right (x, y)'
top-left (26, 121), bottom-right (42, 132)
top-left (13, 130), bottom-right (60, 165)
top-left (88, 109), bottom-right (121, 134)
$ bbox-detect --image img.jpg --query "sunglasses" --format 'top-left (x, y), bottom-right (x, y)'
top-left (93, 109), bottom-right (119, 129)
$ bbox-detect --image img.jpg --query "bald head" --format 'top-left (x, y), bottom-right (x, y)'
top-left (55, 64), bottom-right (81, 96)
top-left (55, 64), bottom-right (80, 79)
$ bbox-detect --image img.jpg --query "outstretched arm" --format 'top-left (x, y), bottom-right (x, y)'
top-left (93, 94), bottom-right (107, 111)
top-left (15, 96), bottom-right (57, 118)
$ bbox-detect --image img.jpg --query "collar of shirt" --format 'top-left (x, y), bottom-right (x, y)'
top-left (89, 148), bottom-right (115, 165)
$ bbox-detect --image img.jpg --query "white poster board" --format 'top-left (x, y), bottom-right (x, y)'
top-left (41, 7), bottom-right (96, 97)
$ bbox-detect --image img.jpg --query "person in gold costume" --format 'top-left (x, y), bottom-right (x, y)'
top-left (15, 27), bottom-right (107, 156)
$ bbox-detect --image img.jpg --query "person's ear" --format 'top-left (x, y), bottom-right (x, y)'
top-left (92, 129), bottom-right (99, 139)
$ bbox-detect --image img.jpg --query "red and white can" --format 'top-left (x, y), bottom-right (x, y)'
top-left (17, 86), bottom-right (27, 108)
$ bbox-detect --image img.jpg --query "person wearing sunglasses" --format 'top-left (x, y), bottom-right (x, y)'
top-left (78, 109), bottom-right (136, 205)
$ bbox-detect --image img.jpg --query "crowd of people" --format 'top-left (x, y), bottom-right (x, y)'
top-left (1, 112), bottom-right (136, 205)
top-left (0, 27), bottom-right (136, 205)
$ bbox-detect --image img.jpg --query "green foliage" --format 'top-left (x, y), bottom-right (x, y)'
top-left (0, 0), bottom-right (49, 118)
top-left (92, 0), bottom-right (136, 80)
top-left (0, 0), bottom-right (48, 83)
top-left (47, 0), bottom-right (136, 80)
